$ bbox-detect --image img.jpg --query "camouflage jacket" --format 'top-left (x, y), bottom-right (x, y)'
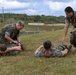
top-left (0, 24), bottom-right (20, 44)
top-left (65, 11), bottom-right (76, 27)
top-left (51, 44), bottom-right (68, 57)
top-left (38, 44), bottom-right (68, 57)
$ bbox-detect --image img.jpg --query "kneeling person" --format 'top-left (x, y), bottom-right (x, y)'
top-left (35, 40), bottom-right (69, 58)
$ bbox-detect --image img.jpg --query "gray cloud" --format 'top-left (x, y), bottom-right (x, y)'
top-left (0, 0), bottom-right (76, 16)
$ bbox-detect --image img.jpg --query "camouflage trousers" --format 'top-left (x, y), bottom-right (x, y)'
top-left (70, 32), bottom-right (76, 47)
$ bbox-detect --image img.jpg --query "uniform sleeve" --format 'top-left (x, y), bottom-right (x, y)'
top-left (56, 50), bottom-right (64, 57)
top-left (5, 27), bottom-right (14, 36)
top-left (65, 18), bottom-right (70, 25)
top-left (35, 50), bottom-right (44, 57)
top-left (52, 48), bottom-right (64, 57)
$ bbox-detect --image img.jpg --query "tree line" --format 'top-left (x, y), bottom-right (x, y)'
top-left (0, 13), bottom-right (65, 24)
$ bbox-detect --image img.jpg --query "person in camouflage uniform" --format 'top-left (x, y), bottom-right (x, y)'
top-left (35, 40), bottom-right (69, 58)
top-left (62, 6), bottom-right (76, 48)
top-left (0, 20), bottom-right (25, 55)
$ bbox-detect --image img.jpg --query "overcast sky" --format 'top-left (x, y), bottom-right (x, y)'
top-left (0, 0), bottom-right (76, 16)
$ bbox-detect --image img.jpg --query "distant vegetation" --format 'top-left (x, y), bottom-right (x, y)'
top-left (0, 13), bottom-right (65, 24)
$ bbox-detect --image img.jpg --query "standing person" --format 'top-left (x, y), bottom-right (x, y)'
top-left (35, 40), bottom-right (69, 58)
top-left (62, 6), bottom-right (76, 48)
top-left (0, 20), bottom-right (25, 55)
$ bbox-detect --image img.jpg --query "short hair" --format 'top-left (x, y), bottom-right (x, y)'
top-left (43, 40), bottom-right (52, 50)
top-left (0, 44), bottom-right (7, 51)
top-left (65, 6), bottom-right (74, 13)
top-left (17, 20), bottom-right (24, 27)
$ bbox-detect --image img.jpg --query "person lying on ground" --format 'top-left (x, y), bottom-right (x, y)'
top-left (35, 40), bottom-right (70, 58)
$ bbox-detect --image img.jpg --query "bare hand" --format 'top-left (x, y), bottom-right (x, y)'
top-left (62, 37), bottom-right (66, 44)
top-left (13, 41), bottom-right (19, 45)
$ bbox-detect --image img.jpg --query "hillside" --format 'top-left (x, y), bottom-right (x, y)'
top-left (0, 29), bottom-right (76, 75)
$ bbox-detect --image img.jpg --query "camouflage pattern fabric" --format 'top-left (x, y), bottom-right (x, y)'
top-left (0, 24), bottom-right (21, 56)
top-left (0, 34), bottom-right (6, 44)
top-left (35, 50), bottom-right (45, 57)
top-left (7, 50), bottom-right (20, 56)
top-left (70, 32), bottom-right (76, 47)
top-left (51, 44), bottom-right (68, 57)
top-left (65, 11), bottom-right (76, 47)
top-left (0, 24), bottom-right (20, 44)
top-left (35, 44), bottom-right (68, 57)
top-left (51, 48), bottom-right (63, 57)
top-left (65, 11), bottom-right (76, 27)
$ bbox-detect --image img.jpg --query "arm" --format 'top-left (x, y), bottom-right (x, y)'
top-left (5, 34), bottom-right (14, 43)
top-left (0, 47), bottom-right (21, 54)
top-left (71, 28), bottom-right (76, 33)
top-left (0, 46), bottom-right (22, 54)
top-left (35, 45), bottom-right (44, 54)
top-left (5, 46), bottom-right (22, 53)
top-left (62, 24), bottom-right (69, 43)
top-left (35, 45), bottom-right (45, 57)
top-left (5, 34), bottom-right (19, 45)
top-left (53, 49), bottom-right (68, 57)
top-left (16, 36), bottom-right (24, 47)
top-left (61, 49), bottom-right (68, 55)
top-left (17, 36), bottom-right (20, 43)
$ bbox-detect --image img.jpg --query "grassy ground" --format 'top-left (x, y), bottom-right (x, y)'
top-left (0, 28), bottom-right (76, 75)
top-left (24, 25), bottom-right (64, 31)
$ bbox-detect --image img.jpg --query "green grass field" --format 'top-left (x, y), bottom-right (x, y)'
top-left (24, 25), bottom-right (64, 31)
top-left (0, 28), bottom-right (76, 75)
